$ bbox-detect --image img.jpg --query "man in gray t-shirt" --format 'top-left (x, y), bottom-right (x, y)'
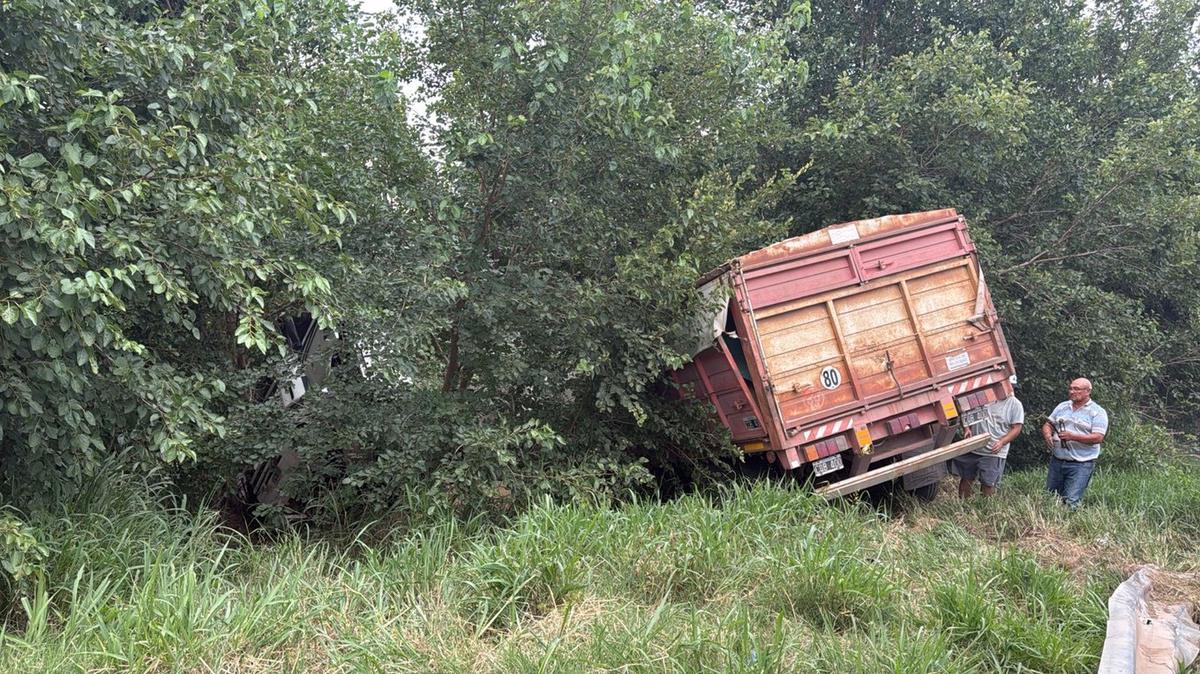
top-left (952, 394), bottom-right (1024, 498)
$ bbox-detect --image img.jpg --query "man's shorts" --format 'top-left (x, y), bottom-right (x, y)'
top-left (951, 453), bottom-right (1006, 487)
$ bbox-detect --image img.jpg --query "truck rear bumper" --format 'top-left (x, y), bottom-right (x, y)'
top-left (814, 434), bottom-right (989, 499)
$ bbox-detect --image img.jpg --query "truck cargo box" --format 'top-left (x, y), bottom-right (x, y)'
top-left (675, 209), bottom-right (1016, 492)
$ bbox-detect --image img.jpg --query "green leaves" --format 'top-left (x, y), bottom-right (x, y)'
top-left (16, 153), bottom-right (47, 168)
top-left (0, 510), bottom-right (49, 591)
top-left (779, 0), bottom-right (1200, 430)
top-left (60, 143), bottom-right (81, 166)
top-left (0, 0), bottom-right (349, 506)
top-left (234, 315), bottom-right (271, 354)
top-left (289, 0), bottom-right (803, 514)
top-left (10, 0), bottom-right (1191, 523)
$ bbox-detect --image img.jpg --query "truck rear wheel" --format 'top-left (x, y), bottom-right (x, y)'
top-left (910, 482), bottom-right (940, 503)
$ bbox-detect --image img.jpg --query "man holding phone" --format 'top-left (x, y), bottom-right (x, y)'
top-left (1043, 378), bottom-right (1109, 508)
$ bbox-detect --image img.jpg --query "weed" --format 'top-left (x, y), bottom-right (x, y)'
top-left (0, 456), bottom-right (1194, 672)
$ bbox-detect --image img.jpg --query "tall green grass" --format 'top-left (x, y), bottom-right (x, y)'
top-left (1, 454), bottom-right (1196, 672)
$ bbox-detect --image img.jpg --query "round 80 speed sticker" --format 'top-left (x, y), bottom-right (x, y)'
top-left (820, 366), bottom-right (842, 390)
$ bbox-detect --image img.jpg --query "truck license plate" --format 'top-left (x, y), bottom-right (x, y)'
top-left (813, 453), bottom-right (844, 477)
top-left (962, 407), bottom-right (987, 426)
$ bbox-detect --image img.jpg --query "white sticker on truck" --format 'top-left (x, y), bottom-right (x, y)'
top-left (828, 224), bottom-right (860, 244)
top-left (946, 352), bottom-right (971, 371)
top-left (820, 366), bottom-right (842, 390)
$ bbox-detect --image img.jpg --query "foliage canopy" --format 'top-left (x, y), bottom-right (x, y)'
top-left (1, 0), bottom-right (1197, 526)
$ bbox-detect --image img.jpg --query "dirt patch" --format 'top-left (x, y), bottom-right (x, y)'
top-left (1141, 568), bottom-right (1200, 611)
top-left (1013, 525), bottom-right (1118, 574)
top-left (519, 594), bottom-right (618, 643)
top-left (889, 499), bottom-right (1129, 583)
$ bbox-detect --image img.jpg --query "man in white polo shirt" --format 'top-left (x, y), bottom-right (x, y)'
top-left (1042, 377), bottom-right (1109, 508)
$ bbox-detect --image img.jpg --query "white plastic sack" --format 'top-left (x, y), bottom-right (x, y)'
top-left (1097, 566), bottom-right (1200, 674)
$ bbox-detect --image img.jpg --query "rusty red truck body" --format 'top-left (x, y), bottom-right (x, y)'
top-left (674, 209), bottom-right (1016, 495)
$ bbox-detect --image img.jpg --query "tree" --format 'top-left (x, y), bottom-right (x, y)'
top-left (0, 0), bottom-right (352, 504)
top-left (209, 0), bottom-right (812, 518)
top-left (765, 0), bottom-right (1200, 433)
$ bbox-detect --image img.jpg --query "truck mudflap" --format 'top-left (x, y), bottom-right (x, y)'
top-left (814, 434), bottom-right (989, 499)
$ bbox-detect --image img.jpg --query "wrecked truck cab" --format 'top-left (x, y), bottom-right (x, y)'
top-left (674, 209), bottom-right (1016, 498)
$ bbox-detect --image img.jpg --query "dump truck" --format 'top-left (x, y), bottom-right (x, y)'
top-left (674, 209), bottom-right (1013, 498)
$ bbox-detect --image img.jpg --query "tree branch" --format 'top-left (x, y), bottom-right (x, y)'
top-left (997, 245), bottom-right (1139, 274)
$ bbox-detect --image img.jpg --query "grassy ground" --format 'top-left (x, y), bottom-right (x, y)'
top-left (1, 457), bottom-right (1197, 673)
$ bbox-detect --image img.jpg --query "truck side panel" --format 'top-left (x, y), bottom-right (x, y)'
top-left (673, 340), bottom-right (769, 444)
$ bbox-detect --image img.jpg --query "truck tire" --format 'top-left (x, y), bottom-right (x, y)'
top-left (911, 482), bottom-right (940, 503)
